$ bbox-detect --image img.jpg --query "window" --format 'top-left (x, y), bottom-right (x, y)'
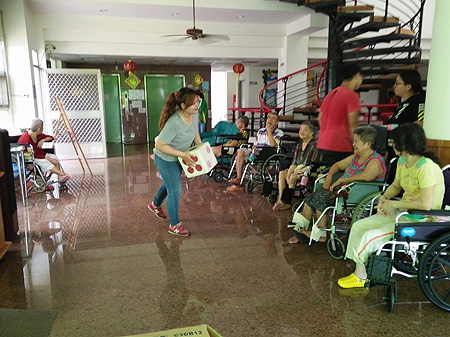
top-left (0, 14), bottom-right (8, 108)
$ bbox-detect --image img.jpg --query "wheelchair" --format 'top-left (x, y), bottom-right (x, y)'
top-left (11, 144), bottom-right (49, 193)
top-left (292, 157), bottom-right (397, 260)
top-left (289, 162), bottom-right (329, 213)
top-left (366, 164), bottom-right (450, 313)
top-left (210, 133), bottom-right (247, 183)
top-left (228, 145), bottom-right (289, 199)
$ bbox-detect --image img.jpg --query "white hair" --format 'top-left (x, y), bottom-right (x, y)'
top-left (30, 118), bottom-right (44, 132)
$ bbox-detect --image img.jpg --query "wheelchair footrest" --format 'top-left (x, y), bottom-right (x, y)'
top-left (366, 254), bottom-right (393, 288)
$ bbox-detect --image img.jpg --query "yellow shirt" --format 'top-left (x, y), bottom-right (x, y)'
top-left (396, 156), bottom-right (444, 209)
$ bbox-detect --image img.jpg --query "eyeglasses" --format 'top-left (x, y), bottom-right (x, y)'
top-left (394, 82), bottom-right (405, 86)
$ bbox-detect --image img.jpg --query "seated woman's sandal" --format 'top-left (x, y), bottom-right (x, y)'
top-left (337, 273), bottom-right (366, 289)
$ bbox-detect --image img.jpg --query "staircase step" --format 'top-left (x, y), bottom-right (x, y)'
top-left (359, 78), bottom-right (396, 85)
top-left (344, 55), bottom-right (421, 68)
top-left (306, 0), bottom-right (336, 3)
top-left (279, 0), bottom-right (305, 5)
top-left (372, 16), bottom-right (399, 24)
top-left (337, 5), bottom-right (374, 13)
top-left (280, 127), bottom-right (301, 133)
top-left (304, 0), bottom-right (340, 12)
top-left (339, 20), bottom-right (400, 41)
top-left (341, 32), bottom-right (415, 50)
top-left (359, 65), bottom-right (416, 76)
top-left (337, 12), bottom-right (373, 23)
top-left (292, 107), bottom-right (319, 114)
top-left (343, 46), bottom-right (421, 60)
top-left (358, 83), bottom-right (383, 91)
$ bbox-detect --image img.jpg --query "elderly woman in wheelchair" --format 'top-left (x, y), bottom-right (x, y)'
top-left (338, 123), bottom-right (445, 290)
top-left (289, 125), bottom-right (387, 244)
top-left (273, 121), bottom-right (320, 211)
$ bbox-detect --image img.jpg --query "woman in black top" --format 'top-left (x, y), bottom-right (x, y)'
top-left (386, 70), bottom-right (425, 159)
top-left (387, 70), bottom-right (425, 127)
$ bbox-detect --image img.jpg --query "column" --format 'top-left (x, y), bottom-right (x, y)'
top-left (424, 0), bottom-right (450, 166)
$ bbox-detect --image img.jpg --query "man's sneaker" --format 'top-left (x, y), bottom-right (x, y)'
top-left (168, 223), bottom-right (190, 237)
top-left (148, 202), bottom-right (167, 219)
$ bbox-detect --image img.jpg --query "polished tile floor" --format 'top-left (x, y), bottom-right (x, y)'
top-left (1, 144), bottom-right (448, 337)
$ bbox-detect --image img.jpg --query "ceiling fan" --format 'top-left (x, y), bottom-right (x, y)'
top-left (163, 0), bottom-right (229, 42)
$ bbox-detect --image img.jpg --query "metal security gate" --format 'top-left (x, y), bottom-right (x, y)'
top-left (44, 69), bottom-right (106, 159)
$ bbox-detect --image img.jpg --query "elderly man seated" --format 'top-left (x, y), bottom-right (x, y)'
top-left (227, 112), bottom-right (283, 192)
top-left (18, 118), bottom-right (70, 182)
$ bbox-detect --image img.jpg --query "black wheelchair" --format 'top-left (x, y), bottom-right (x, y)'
top-left (210, 133), bottom-right (247, 183)
top-left (227, 145), bottom-right (289, 200)
top-left (367, 164), bottom-right (450, 312)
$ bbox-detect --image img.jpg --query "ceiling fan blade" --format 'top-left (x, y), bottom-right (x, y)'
top-left (166, 36), bottom-right (194, 43)
top-left (162, 34), bottom-right (190, 38)
top-left (201, 34), bottom-right (230, 41)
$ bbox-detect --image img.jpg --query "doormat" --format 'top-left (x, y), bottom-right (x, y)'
top-left (0, 308), bottom-right (56, 337)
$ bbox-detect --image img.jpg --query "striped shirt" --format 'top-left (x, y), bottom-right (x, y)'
top-left (256, 127), bottom-right (284, 147)
top-left (341, 151), bottom-right (386, 182)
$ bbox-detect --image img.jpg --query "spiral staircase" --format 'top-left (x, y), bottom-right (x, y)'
top-left (238, 0), bottom-right (426, 143)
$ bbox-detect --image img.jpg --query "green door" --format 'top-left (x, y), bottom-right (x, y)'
top-left (102, 75), bottom-right (122, 143)
top-left (145, 75), bottom-right (185, 142)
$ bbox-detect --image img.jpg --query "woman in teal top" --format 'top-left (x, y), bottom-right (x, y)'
top-left (148, 88), bottom-right (201, 237)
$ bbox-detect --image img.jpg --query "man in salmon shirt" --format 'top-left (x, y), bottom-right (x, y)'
top-left (318, 63), bottom-right (363, 167)
top-left (18, 118), bottom-right (70, 182)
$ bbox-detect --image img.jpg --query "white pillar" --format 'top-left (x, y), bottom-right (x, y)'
top-left (0, 0), bottom-right (37, 129)
top-left (423, 0), bottom-right (450, 141)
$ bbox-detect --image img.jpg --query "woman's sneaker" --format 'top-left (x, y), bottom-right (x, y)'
top-left (148, 202), bottom-right (167, 219)
top-left (168, 223), bottom-right (190, 237)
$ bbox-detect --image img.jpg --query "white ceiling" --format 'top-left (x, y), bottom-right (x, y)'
top-left (26, 0), bottom-right (315, 69)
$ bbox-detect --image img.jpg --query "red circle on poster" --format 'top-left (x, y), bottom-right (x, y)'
top-left (187, 167), bottom-right (194, 174)
top-left (195, 164), bottom-right (202, 171)
top-left (192, 156), bottom-right (198, 162)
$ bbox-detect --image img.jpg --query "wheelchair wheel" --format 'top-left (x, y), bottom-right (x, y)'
top-left (327, 236), bottom-right (345, 260)
top-left (245, 179), bottom-right (254, 193)
top-left (261, 153), bottom-right (288, 184)
top-left (33, 176), bottom-right (46, 193)
top-left (291, 201), bottom-right (302, 213)
top-left (267, 194), bottom-right (277, 204)
top-left (351, 191), bottom-right (382, 224)
top-left (417, 232), bottom-right (450, 312)
top-left (384, 283), bottom-right (396, 313)
top-left (213, 171), bottom-right (224, 183)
